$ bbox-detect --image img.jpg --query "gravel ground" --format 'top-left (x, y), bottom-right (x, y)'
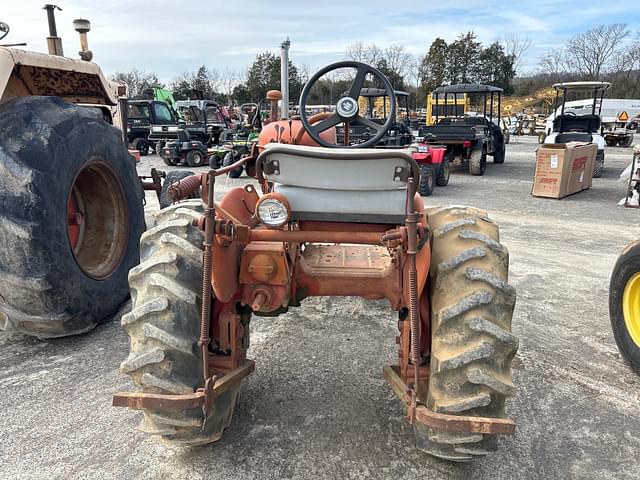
top-left (1, 136), bottom-right (639, 480)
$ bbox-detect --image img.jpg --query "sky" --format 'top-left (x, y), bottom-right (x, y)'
top-left (3, 0), bottom-right (639, 83)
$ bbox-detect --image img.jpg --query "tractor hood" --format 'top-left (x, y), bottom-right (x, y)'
top-left (0, 47), bottom-right (120, 106)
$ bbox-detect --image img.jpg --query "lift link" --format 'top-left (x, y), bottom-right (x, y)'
top-left (198, 169), bottom-right (216, 416)
top-left (404, 184), bottom-right (421, 424)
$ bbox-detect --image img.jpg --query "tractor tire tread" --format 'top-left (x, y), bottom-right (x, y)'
top-left (120, 204), bottom-right (239, 445)
top-left (416, 206), bottom-right (517, 462)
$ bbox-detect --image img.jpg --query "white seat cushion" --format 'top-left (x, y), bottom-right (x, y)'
top-left (259, 144), bottom-right (416, 223)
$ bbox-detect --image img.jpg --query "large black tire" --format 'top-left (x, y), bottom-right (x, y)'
top-left (121, 202), bottom-right (242, 445)
top-left (186, 150), bottom-right (205, 168)
top-left (159, 170), bottom-right (201, 209)
top-left (537, 132), bottom-right (546, 144)
top-left (619, 136), bottom-right (634, 148)
top-left (416, 206), bottom-right (518, 462)
top-left (493, 143), bottom-right (505, 164)
top-left (593, 150), bottom-right (604, 178)
top-left (223, 151), bottom-right (243, 178)
top-left (609, 240), bottom-right (640, 374)
top-left (418, 164), bottom-right (435, 197)
top-left (605, 137), bottom-right (617, 147)
top-left (0, 96), bottom-right (145, 338)
top-left (436, 158), bottom-right (450, 187)
top-left (133, 137), bottom-right (150, 156)
top-left (469, 146), bottom-right (487, 176)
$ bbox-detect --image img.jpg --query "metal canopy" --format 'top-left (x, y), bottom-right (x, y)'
top-left (552, 81), bottom-right (611, 91)
top-left (175, 100), bottom-right (219, 110)
top-left (359, 87), bottom-right (409, 97)
top-left (433, 83), bottom-right (503, 94)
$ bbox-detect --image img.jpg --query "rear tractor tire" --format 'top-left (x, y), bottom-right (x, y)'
top-left (0, 96), bottom-right (145, 338)
top-left (417, 206), bottom-right (518, 462)
top-left (120, 202), bottom-right (243, 445)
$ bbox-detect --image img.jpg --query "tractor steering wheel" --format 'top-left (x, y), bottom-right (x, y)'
top-left (299, 61), bottom-right (396, 148)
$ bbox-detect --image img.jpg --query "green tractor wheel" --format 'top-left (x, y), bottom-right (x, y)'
top-left (609, 240), bottom-right (640, 374)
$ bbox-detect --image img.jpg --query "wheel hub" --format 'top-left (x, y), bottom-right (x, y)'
top-left (623, 272), bottom-right (640, 347)
top-left (66, 160), bottom-right (129, 279)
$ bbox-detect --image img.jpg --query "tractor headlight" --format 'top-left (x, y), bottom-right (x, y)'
top-left (256, 195), bottom-right (290, 228)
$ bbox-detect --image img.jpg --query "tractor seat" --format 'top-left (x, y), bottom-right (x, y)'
top-left (257, 143), bottom-right (419, 224)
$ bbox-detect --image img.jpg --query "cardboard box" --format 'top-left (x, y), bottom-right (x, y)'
top-left (532, 143), bottom-right (597, 198)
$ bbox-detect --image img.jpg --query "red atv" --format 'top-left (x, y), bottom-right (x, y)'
top-left (410, 143), bottom-right (448, 196)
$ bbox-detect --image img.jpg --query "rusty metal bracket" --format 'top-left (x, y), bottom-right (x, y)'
top-left (112, 360), bottom-right (255, 412)
top-left (383, 366), bottom-right (515, 436)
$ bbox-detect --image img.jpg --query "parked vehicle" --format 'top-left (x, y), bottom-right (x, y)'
top-left (209, 130), bottom-right (260, 178)
top-left (409, 143), bottom-right (448, 196)
top-left (543, 82), bottom-right (610, 177)
top-left (176, 100), bottom-right (233, 146)
top-left (159, 129), bottom-right (208, 167)
top-left (419, 84), bottom-right (507, 176)
top-left (543, 97), bottom-right (640, 148)
top-left (127, 99), bottom-right (179, 155)
top-left (114, 61), bottom-right (518, 463)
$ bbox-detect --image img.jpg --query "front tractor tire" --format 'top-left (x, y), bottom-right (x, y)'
top-left (609, 240), bottom-right (640, 374)
top-left (418, 206), bottom-right (518, 462)
top-left (120, 202), bottom-right (241, 445)
top-left (0, 96), bottom-right (145, 338)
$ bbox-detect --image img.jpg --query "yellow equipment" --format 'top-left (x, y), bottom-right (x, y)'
top-left (425, 92), bottom-right (468, 125)
top-left (502, 87), bottom-right (556, 116)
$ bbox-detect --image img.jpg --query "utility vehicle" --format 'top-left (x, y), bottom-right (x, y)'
top-left (114, 61), bottom-right (517, 463)
top-left (127, 99), bottom-right (179, 155)
top-left (176, 99), bottom-right (233, 146)
top-left (419, 84), bottom-right (507, 176)
top-left (543, 82), bottom-right (610, 178)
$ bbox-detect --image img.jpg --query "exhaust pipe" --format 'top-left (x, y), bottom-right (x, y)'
top-left (73, 18), bottom-right (93, 61)
top-left (280, 37), bottom-right (290, 120)
top-left (43, 4), bottom-right (63, 56)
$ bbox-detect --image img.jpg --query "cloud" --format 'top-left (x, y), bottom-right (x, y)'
top-left (2, 0), bottom-right (638, 81)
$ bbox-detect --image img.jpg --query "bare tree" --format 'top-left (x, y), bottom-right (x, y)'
top-left (564, 24), bottom-right (630, 78)
top-left (499, 34), bottom-right (532, 73)
top-left (110, 69), bottom-right (163, 97)
top-left (346, 42), bottom-right (383, 65)
top-left (383, 44), bottom-right (415, 78)
top-left (540, 49), bottom-right (568, 77)
top-left (206, 67), bottom-right (221, 93)
top-left (220, 68), bottom-right (240, 98)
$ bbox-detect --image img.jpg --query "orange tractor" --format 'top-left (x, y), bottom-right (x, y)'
top-left (114, 62), bottom-right (518, 462)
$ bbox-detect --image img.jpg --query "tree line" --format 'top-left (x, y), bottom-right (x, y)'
top-left (111, 23), bottom-right (640, 110)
